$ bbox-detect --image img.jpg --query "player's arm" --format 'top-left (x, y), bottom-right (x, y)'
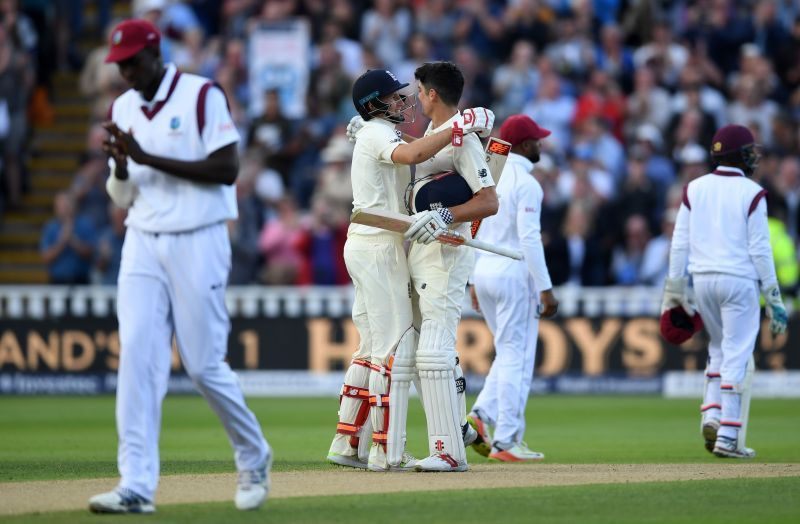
top-left (747, 193), bottom-right (788, 334)
top-left (450, 135), bottom-right (499, 222)
top-left (104, 121), bottom-right (239, 185)
top-left (390, 127), bottom-right (454, 165)
top-left (448, 186), bottom-right (498, 222)
top-left (516, 179), bottom-right (557, 317)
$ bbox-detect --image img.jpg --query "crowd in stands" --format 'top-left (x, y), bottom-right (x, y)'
top-left (31, 0), bottom-right (800, 302)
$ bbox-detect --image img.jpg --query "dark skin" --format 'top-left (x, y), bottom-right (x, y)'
top-left (469, 136), bottom-right (559, 319)
top-left (103, 47), bottom-right (239, 185)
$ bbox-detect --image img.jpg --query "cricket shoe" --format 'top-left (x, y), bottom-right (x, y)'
top-left (415, 453), bottom-right (468, 472)
top-left (88, 487), bottom-right (155, 514)
top-left (368, 451), bottom-right (419, 472)
top-left (327, 451), bottom-right (368, 469)
top-left (702, 419), bottom-right (720, 454)
top-left (489, 442), bottom-right (545, 462)
top-left (466, 411), bottom-right (492, 458)
top-left (235, 454), bottom-right (273, 511)
top-left (713, 436), bottom-right (755, 459)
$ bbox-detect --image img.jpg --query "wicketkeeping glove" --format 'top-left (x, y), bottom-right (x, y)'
top-left (346, 115), bottom-right (365, 143)
top-left (404, 208), bottom-right (453, 245)
top-left (661, 277), bottom-right (695, 315)
top-left (459, 107), bottom-right (495, 138)
top-left (763, 285), bottom-right (788, 335)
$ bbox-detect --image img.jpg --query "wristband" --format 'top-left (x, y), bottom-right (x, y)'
top-left (437, 207), bottom-right (454, 225)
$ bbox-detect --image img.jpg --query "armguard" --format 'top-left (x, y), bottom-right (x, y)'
top-left (106, 175), bottom-right (137, 209)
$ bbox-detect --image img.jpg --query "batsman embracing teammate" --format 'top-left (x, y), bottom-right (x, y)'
top-left (88, 20), bottom-right (270, 513)
top-left (663, 124), bottom-right (788, 458)
top-left (326, 69), bottom-right (493, 471)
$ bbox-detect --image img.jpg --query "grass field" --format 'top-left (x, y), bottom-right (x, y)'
top-left (1, 395), bottom-right (799, 522)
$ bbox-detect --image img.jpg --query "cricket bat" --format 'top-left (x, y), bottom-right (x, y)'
top-left (351, 207), bottom-right (523, 260)
top-left (471, 136), bottom-right (512, 238)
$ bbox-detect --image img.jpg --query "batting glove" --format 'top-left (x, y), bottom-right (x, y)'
top-left (459, 108), bottom-right (495, 138)
top-left (661, 277), bottom-right (695, 315)
top-left (346, 115), bottom-right (365, 143)
top-left (405, 208), bottom-right (453, 245)
top-left (763, 285), bottom-right (788, 335)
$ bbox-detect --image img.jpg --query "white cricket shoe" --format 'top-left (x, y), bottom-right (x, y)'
top-left (489, 442), bottom-right (545, 462)
top-left (235, 454), bottom-right (272, 511)
top-left (327, 452), bottom-right (368, 469)
top-left (415, 453), bottom-right (468, 472)
top-left (368, 451), bottom-right (419, 472)
top-left (466, 412), bottom-right (492, 458)
top-left (88, 487), bottom-right (155, 514)
top-left (702, 419), bottom-right (720, 454)
top-left (713, 436), bottom-right (755, 459)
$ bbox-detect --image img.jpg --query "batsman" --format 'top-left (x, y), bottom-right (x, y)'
top-left (326, 69), bottom-right (493, 471)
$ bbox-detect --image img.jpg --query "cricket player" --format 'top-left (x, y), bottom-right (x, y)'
top-left (403, 61), bottom-right (499, 472)
top-left (466, 115), bottom-right (559, 462)
top-left (326, 68), bottom-right (493, 472)
top-left (88, 20), bottom-right (271, 513)
top-left (663, 124), bottom-right (788, 458)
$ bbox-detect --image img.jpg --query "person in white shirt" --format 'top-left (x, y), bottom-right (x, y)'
top-left (326, 68), bottom-right (493, 472)
top-left (88, 19), bottom-right (270, 514)
top-left (663, 124), bottom-right (788, 459)
top-left (466, 114), bottom-right (558, 462)
top-left (403, 61), bottom-right (500, 472)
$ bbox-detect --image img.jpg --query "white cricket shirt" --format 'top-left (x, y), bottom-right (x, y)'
top-left (473, 152), bottom-right (553, 292)
top-left (108, 63), bottom-right (240, 233)
top-left (413, 112), bottom-right (495, 235)
top-left (349, 118), bottom-right (410, 237)
top-left (669, 165), bottom-right (777, 288)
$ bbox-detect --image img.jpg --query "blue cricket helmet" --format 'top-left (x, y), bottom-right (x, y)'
top-left (413, 171), bottom-right (474, 213)
top-left (352, 69), bottom-right (411, 123)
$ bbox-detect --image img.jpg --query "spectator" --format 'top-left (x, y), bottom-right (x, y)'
top-left (246, 89), bottom-right (294, 181)
top-left (70, 124), bottom-right (111, 231)
top-left (594, 23), bottom-right (634, 90)
top-left (624, 65), bottom-right (671, 139)
top-left (0, 18), bottom-right (32, 209)
top-left (360, 0), bottom-right (412, 71)
top-left (610, 213), bottom-right (651, 285)
top-left (229, 162), bottom-right (263, 285)
top-left (675, 142), bottom-right (710, 183)
top-left (491, 40), bottom-right (539, 121)
top-left (633, 19), bottom-right (688, 89)
top-left (79, 21), bottom-right (126, 121)
top-left (296, 195), bottom-right (349, 285)
top-left (40, 192), bottom-right (96, 284)
top-left (94, 205), bottom-right (126, 285)
top-left (258, 196), bottom-right (305, 285)
top-left (633, 124), bottom-right (676, 192)
top-left (545, 202), bottom-right (608, 286)
top-left (315, 135), bottom-right (353, 219)
top-left (522, 71), bottom-right (576, 156)
top-left (640, 208), bottom-right (677, 288)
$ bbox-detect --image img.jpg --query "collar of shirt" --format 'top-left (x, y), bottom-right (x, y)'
top-left (425, 111), bottom-right (460, 136)
top-left (507, 152), bottom-right (534, 173)
top-left (371, 117), bottom-right (397, 130)
top-left (138, 63), bottom-right (177, 110)
top-left (713, 165), bottom-right (746, 177)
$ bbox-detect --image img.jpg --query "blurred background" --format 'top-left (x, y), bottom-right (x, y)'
top-left (0, 0), bottom-right (797, 398)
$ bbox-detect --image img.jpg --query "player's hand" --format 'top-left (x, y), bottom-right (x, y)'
top-left (661, 277), bottom-right (694, 315)
top-left (469, 285), bottom-right (480, 312)
top-left (103, 122), bottom-right (147, 164)
top-left (460, 107), bottom-right (495, 138)
top-left (763, 285), bottom-right (788, 335)
top-left (538, 289), bottom-right (559, 318)
top-left (346, 115), bottom-right (364, 143)
top-left (405, 209), bottom-right (450, 245)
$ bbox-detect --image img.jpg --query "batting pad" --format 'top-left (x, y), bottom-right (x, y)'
top-left (330, 360), bottom-right (371, 455)
top-left (718, 356), bottom-right (754, 446)
top-left (417, 351), bottom-right (466, 463)
top-left (387, 328), bottom-right (417, 466)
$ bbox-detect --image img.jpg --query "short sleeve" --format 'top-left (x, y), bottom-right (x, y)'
top-left (364, 126), bottom-right (405, 164)
top-left (455, 134), bottom-right (494, 193)
top-left (200, 85), bottom-right (240, 155)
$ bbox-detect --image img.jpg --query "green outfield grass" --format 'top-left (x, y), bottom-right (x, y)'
top-left (2, 395), bottom-right (799, 481)
top-left (4, 478), bottom-right (799, 524)
top-left (1, 395), bottom-right (798, 523)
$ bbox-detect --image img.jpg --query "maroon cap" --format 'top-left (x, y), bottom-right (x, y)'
top-left (710, 124), bottom-right (755, 156)
top-left (499, 114), bottom-right (551, 145)
top-left (660, 306), bottom-right (704, 345)
top-left (105, 19), bottom-right (161, 63)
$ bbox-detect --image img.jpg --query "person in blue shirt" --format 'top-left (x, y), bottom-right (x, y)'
top-left (40, 192), bottom-right (96, 284)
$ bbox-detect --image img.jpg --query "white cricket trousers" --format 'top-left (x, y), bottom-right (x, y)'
top-left (472, 263), bottom-right (539, 446)
top-left (116, 224), bottom-right (269, 501)
top-left (693, 274), bottom-right (760, 387)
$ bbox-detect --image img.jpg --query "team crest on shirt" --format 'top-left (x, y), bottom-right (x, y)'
top-left (170, 116), bottom-right (181, 130)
